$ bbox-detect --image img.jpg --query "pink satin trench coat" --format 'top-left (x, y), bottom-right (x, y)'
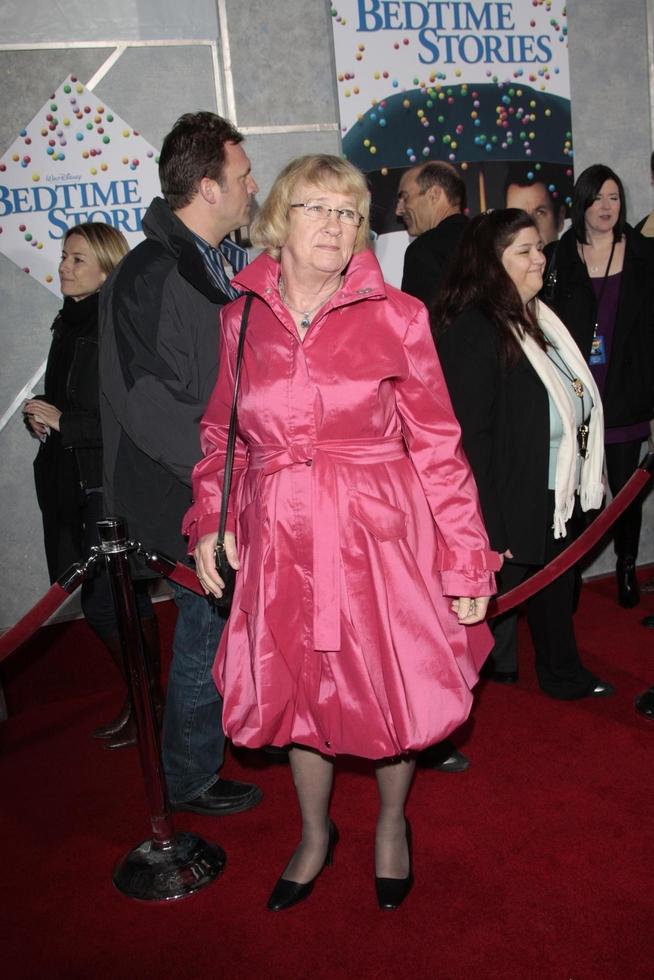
top-left (183, 250), bottom-right (499, 759)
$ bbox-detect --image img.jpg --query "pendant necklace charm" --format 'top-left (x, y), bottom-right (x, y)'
top-left (279, 276), bottom-right (342, 331)
top-left (547, 348), bottom-right (589, 459)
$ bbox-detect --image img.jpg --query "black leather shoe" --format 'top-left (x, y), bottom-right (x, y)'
top-left (487, 669), bottom-right (519, 684)
top-left (617, 558), bottom-right (640, 608)
top-left (93, 698), bottom-right (131, 739)
top-left (642, 615), bottom-right (654, 629)
top-left (418, 740), bottom-right (470, 772)
top-left (376, 819), bottom-right (413, 911)
top-left (173, 779), bottom-right (263, 816)
top-left (588, 680), bottom-right (615, 698)
top-left (267, 820), bottom-right (338, 911)
top-left (635, 687), bottom-right (654, 719)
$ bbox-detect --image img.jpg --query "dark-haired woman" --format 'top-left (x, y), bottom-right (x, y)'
top-left (23, 223), bottom-right (161, 747)
top-left (433, 209), bottom-right (612, 700)
top-left (542, 164), bottom-right (654, 608)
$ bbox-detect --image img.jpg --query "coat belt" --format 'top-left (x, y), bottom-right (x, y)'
top-left (240, 434), bottom-right (407, 651)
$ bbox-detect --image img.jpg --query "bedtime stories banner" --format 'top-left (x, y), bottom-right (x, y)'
top-left (0, 74), bottom-right (160, 297)
top-left (330, 0), bottom-right (574, 233)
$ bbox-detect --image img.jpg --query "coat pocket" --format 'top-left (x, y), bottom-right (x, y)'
top-left (350, 490), bottom-right (408, 541)
top-left (238, 498), bottom-right (260, 548)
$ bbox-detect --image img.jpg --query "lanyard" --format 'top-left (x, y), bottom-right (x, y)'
top-left (582, 239), bottom-right (616, 337)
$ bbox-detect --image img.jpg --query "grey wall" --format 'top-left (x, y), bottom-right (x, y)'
top-left (0, 0), bottom-right (652, 629)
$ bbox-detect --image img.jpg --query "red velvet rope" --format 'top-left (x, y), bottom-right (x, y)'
top-left (166, 562), bottom-right (205, 597)
top-left (0, 583), bottom-right (72, 664)
top-left (489, 465), bottom-right (652, 618)
top-left (1, 461), bottom-right (651, 664)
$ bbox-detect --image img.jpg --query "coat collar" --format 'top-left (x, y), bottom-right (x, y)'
top-left (231, 249), bottom-right (388, 309)
top-left (142, 197), bottom-right (232, 306)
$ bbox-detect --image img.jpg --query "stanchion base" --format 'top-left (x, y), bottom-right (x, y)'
top-left (113, 831), bottom-right (226, 902)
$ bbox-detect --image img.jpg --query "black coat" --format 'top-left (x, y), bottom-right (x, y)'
top-left (542, 225), bottom-right (654, 428)
top-left (437, 306), bottom-right (552, 565)
top-left (33, 292), bottom-right (103, 579)
top-left (401, 213), bottom-right (469, 308)
top-left (99, 197), bottom-right (231, 562)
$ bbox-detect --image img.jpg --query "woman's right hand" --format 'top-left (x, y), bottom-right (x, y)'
top-left (22, 400), bottom-right (48, 438)
top-left (194, 530), bottom-right (239, 598)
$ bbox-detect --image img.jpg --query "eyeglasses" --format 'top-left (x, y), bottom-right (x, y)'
top-left (290, 202), bottom-right (363, 227)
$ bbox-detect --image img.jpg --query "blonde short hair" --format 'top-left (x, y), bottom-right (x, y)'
top-left (64, 222), bottom-right (129, 276)
top-left (251, 155), bottom-right (371, 260)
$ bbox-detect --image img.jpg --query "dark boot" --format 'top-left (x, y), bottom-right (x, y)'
top-left (635, 686), bottom-right (654, 719)
top-left (616, 557), bottom-right (640, 609)
top-left (93, 635), bottom-right (132, 739)
top-left (104, 616), bottom-right (163, 750)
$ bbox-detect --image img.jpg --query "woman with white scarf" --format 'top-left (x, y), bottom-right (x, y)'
top-left (433, 209), bottom-right (612, 700)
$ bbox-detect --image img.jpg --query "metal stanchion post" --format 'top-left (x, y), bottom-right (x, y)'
top-left (97, 518), bottom-right (225, 901)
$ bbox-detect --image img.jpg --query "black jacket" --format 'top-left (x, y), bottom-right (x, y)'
top-left (401, 213), bottom-right (469, 307)
top-left (437, 306), bottom-right (552, 565)
top-left (542, 225), bottom-right (654, 427)
top-left (32, 293), bottom-right (104, 579)
top-left (99, 197), bottom-right (231, 561)
top-left (34, 290), bottom-right (103, 493)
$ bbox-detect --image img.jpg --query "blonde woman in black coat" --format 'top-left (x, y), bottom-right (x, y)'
top-left (23, 223), bottom-right (161, 747)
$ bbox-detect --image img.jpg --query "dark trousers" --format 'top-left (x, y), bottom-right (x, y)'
top-left (488, 494), bottom-right (599, 700)
top-left (605, 439), bottom-right (645, 560)
top-left (162, 583), bottom-right (227, 803)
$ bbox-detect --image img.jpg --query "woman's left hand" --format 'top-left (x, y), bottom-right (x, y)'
top-left (23, 400), bottom-right (62, 432)
top-left (451, 596), bottom-right (491, 625)
top-left (194, 530), bottom-right (239, 598)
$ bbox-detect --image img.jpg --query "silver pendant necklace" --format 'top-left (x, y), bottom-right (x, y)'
top-left (279, 278), bottom-right (341, 329)
top-left (547, 349), bottom-right (590, 457)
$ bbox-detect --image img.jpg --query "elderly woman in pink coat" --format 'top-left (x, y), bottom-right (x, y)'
top-left (183, 155), bottom-right (500, 912)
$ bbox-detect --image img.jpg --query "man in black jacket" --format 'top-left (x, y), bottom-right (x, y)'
top-left (395, 160), bottom-right (472, 773)
top-left (100, 112), bottom-right (262, 816)
top-left (396, 161), bottom-right (468, 307)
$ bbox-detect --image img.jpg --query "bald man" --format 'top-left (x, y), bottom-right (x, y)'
top-left (396, 161), bottom-right (468, 307)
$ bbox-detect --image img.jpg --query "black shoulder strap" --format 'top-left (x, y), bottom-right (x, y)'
top-left (217, 293), bottom-right (254, 542)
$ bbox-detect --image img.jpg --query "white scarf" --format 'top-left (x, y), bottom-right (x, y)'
top-left (519, 300), bottom-right (605, 538)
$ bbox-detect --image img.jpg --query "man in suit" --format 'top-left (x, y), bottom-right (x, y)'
top-left (396, 161), bottom-right (468, 307)
top-left (100, 112), bottom-right (262, 816)
top-left (395, 160), bottom-right (471, 773)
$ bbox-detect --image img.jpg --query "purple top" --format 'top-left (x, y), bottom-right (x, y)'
top-left (590, 272), bottom-right (650, 445)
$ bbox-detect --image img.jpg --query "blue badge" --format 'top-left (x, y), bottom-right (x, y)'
top-left (589, 334), bottom-right (606, 366)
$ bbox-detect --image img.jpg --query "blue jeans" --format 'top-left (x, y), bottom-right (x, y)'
top-left (162, 583), bottom-right (227, 803)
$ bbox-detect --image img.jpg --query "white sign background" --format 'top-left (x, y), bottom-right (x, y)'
top-left (0, 74), bottom-right (161, 296)
top-left (331, 0), bottom-right (571, 141)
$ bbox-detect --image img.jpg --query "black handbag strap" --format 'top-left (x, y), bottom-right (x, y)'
top-left (217, 293), bottom-right (253, 542)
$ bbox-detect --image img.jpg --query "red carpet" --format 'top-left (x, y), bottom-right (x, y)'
top-left (1, 577), bottom-right (653, 980)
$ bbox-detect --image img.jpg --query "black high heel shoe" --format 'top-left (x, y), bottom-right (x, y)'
top-left (375, 818), bottom-right (414, 911)
top-left (617, 557), bottom-right (640, 608)
top-left (267, 820), bottom-right (338, 911)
